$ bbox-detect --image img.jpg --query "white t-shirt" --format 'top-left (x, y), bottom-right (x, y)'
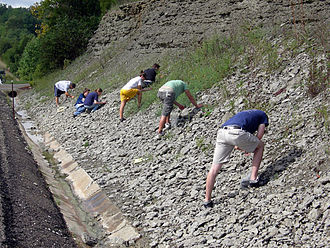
top-left (122, 76), bottom-right (143, 90)
top-left (55, 80), bottom-right (71, 92)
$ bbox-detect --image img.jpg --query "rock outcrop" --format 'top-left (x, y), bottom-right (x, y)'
top-left (88, 0), bottom-right (329, 66)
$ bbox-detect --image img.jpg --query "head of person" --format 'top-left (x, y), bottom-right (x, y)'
top-left (83, 88), bottom-right (90, 97)
top-left (69, 82), bottom-right (76, 89)
top-left (153, 63), bottom-right (160, 71)
top-left (140, 71), bottom-right (146, 80)
top-left (96, 88), bottom-right (103, 95)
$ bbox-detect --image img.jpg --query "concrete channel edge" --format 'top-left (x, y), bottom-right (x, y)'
top-left (44, 132), bottom-right (140, 244)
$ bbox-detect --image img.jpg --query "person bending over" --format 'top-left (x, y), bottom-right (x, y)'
top-left (119, 71), bottom-right (152, 122)
top-left (54, 80), bottom-right (76, 107)
top-left (204, 109), bottom-right (269, 208)
top-left (157, 80), bottom-right (203, 138)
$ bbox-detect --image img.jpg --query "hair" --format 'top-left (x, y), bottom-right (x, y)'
top-left (153, 63), bottom-right (160, 69)
top-left (83, 88), bottom-right (90, 93)
top-left (70, 83), bottom-right (76, 88)
top-left (140, 71), bottom-right (146, 78)
top-left (95, 88), bottom-right (103, 92)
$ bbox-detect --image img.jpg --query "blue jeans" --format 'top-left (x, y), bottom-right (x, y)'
top-left (84, 104), bottom-right (102, 113)
top-left (74, 105), bottom-right (86, 116)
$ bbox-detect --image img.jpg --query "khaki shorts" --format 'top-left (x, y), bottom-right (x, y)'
top-left (212, 128), bottom-right (260, 165)
top-left (120, 89), bottom-right (139, 102)
top-left (157, 90), bottom-right (175, 116)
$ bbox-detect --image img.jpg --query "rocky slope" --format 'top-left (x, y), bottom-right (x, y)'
top-left (18, 51), bottom-right (329, 247)
top-left (17, 0), bottom-right (329, 247)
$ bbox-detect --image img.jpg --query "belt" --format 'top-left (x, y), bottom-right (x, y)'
top-left (222, 125), bottom-right (242, 130)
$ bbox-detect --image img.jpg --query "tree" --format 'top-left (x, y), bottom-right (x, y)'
top-left (23, 0), bottom-right (101, 78)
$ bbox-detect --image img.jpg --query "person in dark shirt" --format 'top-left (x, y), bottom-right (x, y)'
top-left (84, 88), bottom-right (107, 113)
top-left (143, 63), bottom-right (160, 88)
top-left (73, 88), bottom-right (90, 117)
top-left (204, 110), bottom-right (269, 208)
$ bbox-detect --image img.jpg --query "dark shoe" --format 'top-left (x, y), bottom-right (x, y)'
top-left (86, 109), bottom-right (91, 114)
top-left (241, 176), bottom-right (259, 189)
top-left (120, 118), bottom-right (126, 122)
top-left (249, 178), bottom-right (260, 188)
top-left (203, 200), bottom-right (214, 208)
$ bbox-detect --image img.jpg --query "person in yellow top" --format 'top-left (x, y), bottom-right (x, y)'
top-left (119, 71), bottom-right (152, 122)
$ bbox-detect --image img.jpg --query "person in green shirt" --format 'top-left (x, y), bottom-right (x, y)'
top-left (157, 80), bottom-right (203, 138)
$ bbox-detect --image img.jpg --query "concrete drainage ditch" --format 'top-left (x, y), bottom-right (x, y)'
top-left (17, 110), bottom-right (141, 247)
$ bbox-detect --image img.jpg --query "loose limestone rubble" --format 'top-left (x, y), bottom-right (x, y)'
top-left (17, 45), bottom-right (329, 247)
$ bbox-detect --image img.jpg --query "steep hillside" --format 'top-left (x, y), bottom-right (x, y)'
top-left (17, 0), bottom-right (329, 247)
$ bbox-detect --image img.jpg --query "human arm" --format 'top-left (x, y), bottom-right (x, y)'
top-left (94, 100), bottom-right (107, 104)
top-left (184, 90), bottom-right (203, 108)
top-left (173, 101), bottom-right (185, 110)
top-left (256, 124), bottom-right (266, 140)
top-left (65, 91), bottom-right (74, 98)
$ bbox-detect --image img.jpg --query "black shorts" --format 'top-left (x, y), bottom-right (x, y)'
top-left (54, 86), bottom-right (65, 97)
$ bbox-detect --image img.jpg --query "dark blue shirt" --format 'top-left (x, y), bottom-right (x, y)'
top-left (84, 91), bottom-right (98, 106)
top-left (222, 109), bottom-right (269, 134)
top-left (74, 93), bottom-right (85, 106)
top-left (144, 68), bottom-right (157, 82)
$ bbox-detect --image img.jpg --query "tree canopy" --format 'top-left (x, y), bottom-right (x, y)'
top-left (1, 0), bottom-right (138, 80)
top-left (0, 4), bottom-right (38, 73)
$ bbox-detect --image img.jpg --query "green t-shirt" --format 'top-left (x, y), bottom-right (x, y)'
top-left (164, 80), bottom-right (188, 99)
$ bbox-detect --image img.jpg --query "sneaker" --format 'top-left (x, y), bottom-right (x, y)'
top-left (120, 118), bottom-right (126, 122)
top-left (86, 109), bottom-right (91, 114)
top-left (155, 131), bottom-right (165, 140)
top-left (241, 176), bottom-right (259, 189)
top-left (203, 200), bottom-right (214, 208)
top-left (249, 178), bottom-right (260, 188)
top-left (163, 123), bottom-right (171, 131)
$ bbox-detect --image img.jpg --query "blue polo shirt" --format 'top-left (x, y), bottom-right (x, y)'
top-left (84, 91), bottom-right (98, 106)
top-left (222, 109), bottom-right (269, 134)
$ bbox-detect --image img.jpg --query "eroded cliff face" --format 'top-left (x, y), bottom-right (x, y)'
top-left (88, 0), bottom-right (328, 64)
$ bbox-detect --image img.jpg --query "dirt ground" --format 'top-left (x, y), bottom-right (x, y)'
top-left (0, 91), bottom-right (77, 247)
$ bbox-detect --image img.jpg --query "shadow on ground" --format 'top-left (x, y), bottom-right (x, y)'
top-left (175, 107), bottom-right (203, 127)
top-left (259, 147), bottom-right (303, 186)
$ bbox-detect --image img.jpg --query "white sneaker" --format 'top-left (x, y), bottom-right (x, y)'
top-left (155, 131), bottom-right (165, 140)
top-left (163, 123), bottom-right (171, 131)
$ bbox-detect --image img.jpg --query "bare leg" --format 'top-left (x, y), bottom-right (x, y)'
top-left (250, 141), bottom-right (264, 180)
top-left (55, 97), bottom-right (59, 106)
top-left (119, 100), bottom-right (126, 119)
top-left (166, 114), bottom-right (170, 124)
top-left (205, 163), bottom-right (223, 202)
top-left (158, 115), bottom-right (167, 133)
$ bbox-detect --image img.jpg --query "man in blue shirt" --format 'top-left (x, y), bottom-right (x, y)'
top-left (204, 109), bottom-right (269, 208)
top-left (84, 88), bottom-right (107, 113)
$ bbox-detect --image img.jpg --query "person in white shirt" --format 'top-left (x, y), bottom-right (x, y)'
top-left (119, 71), bottom-right (151, 122)
top-left (54, 80), bottom-right (76, 107)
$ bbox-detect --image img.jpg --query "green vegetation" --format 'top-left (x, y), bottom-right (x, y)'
top-left (42, 151), bottom-right (56, 166)
top-left (0, 1), bottom-right (139, 82)
top-left (0, 4), bottom-right (38, 73)
top-left (315, 105), bottom-right (329, 133)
